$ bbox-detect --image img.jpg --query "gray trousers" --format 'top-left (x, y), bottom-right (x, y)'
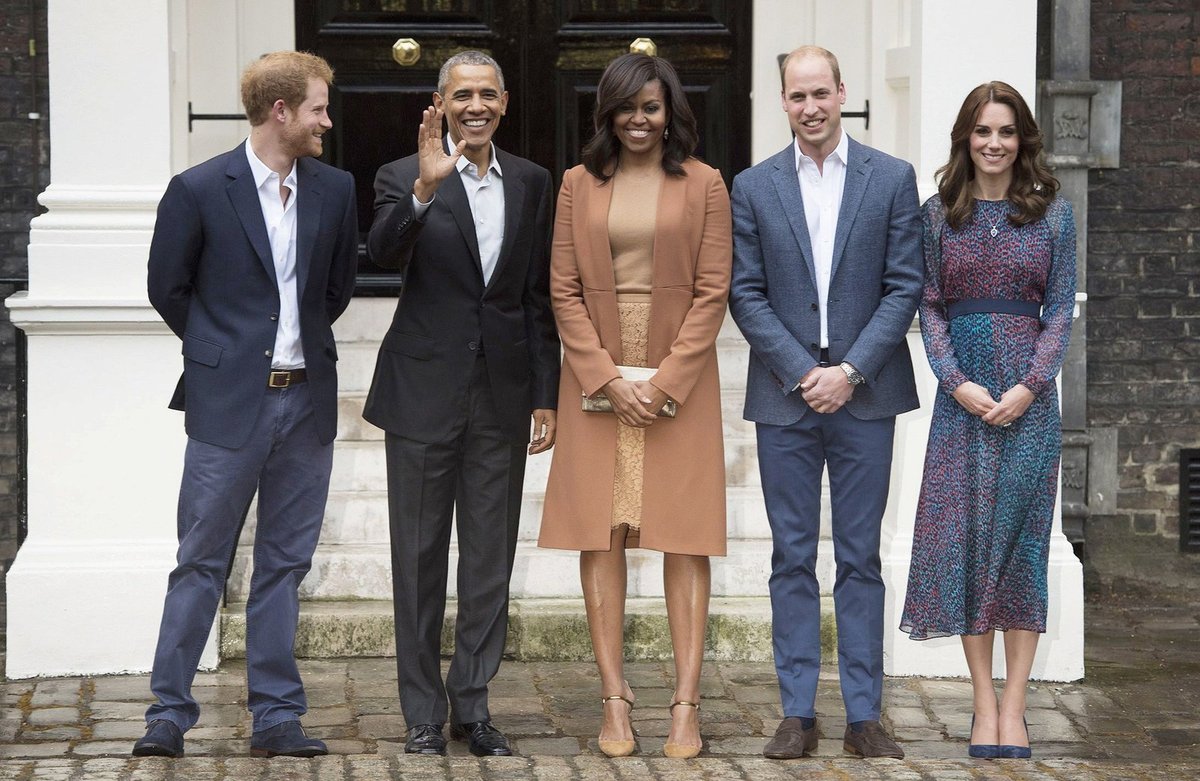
top-left (385, 355), bottom-right (526, 726)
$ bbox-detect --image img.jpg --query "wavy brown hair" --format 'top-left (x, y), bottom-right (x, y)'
top-left (936, 81), bottom-right (1058, 230)
top-left (581, 53), bottom-right (698, 182)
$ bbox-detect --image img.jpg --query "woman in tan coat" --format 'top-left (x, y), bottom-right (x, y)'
top-left (538, 53), bottom-right (731, 759)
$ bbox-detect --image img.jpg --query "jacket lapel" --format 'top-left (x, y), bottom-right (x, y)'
top-left (830, 137), bottom-right (871, 282)
top-left (295, 158), bottom-right (322, 301)
top-left (225, 148), bottom-right (276, 286)
top-left (441, 168), bottom-right (484, 279)
top-left (769, 146), bottom-right (817, 286)
top-left (587, 176), bottom-right (617, 292)
top-left (485, 148), bottom-right (524, 295)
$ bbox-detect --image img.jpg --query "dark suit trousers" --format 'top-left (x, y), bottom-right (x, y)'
top-left (146, 381), bottom-right (331, 733)
top-left (756, 408), bottom-right (895, 723)
top-left (385, 354), bottom-right (526, 726)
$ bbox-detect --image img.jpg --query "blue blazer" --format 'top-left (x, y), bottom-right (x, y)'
top-left (729, 137), bottom-right (923, 424)
top-left (148, 145), bottom-right (359, 448)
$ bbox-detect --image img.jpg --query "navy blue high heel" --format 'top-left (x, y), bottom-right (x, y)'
top-left (968, 715), bottom-right (1000, 759)
top-left (998, 717), bottom-right (1032, 759)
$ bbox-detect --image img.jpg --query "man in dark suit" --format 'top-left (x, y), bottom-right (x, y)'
top-left (363, 51), bottom-right (559, 757)
top-left (729, 46), bottom-right (923, 760)
top-left (134, 51), bottom-right (357, 759)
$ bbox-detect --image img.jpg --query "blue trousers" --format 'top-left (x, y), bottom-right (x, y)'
top-left (757, 408), bottom-right (895, 723)
top-left (146, 381), bottom-right (332, 733)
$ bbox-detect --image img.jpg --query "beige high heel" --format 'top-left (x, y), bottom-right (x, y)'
top-left (597, 692), bottom-right (636, 757)
top-left (663, 700), bottom-right (702, 759)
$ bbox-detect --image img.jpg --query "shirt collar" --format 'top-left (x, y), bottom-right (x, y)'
top-left (793, 130), bottom-right (849, 172)
top-left (447, 136), bottom-right (503, 178)
top-left (245, 138), bottom-right (298, 191)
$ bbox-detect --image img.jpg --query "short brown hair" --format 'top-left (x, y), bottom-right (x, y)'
top-left (780, 45), bottom-right (841, 90)
top-left (240, 51), bottom-right (334, 126)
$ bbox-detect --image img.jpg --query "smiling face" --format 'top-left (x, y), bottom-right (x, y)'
top-left (781, 54), bottom-right (846, 162)
top-left (433, 63), bottom-right (508, 165)
top-left (281, 77), bottom-right (332, 159)
top-left (969, 101), bottom-right (1019, 188)
top-left (612, 79), bottom-right (668, 161)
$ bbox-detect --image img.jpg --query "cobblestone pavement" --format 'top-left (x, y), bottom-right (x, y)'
top-left (1, 551), bottom-right (1197, 779)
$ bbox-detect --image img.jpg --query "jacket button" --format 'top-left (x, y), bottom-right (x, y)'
top-left (270, 313), bottom-right (278, 321)
top-left (811, 303), bottom-right (818, 311)
top-left (468, 341), bottom-right (478, 350)
top-left (264, 350), bottom-right (272, 357)
top-left (810, 343), bottom-right (818, 350)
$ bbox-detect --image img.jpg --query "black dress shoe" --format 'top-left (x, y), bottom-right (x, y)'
top-left (450, 720), bottom-right (513, 756)
top-left (405, 723), bottom-right (447, 755)
top-left (132, 719), bottom-right (184, 758)
top-left (843, 720), bottom-right (904, 759)
top-left (250, 720), bottom-right (328, 757)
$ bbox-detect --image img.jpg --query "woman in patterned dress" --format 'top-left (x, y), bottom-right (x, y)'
top-left (537, 54), bottom-right (731, 758)
top-left (900, 82), bottom-right (1075, 759)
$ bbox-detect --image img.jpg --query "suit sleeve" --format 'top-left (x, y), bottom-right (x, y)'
top-left (147, 175), bottom-right (203, 339)
top-left (326, 171), bottom-right (359, 323)
top-left (651, 168), bottom-right (732, 405)
top-left (523, 166), bottom-right (562, 409)
top-left (842, 163), bottom-right (924, 382)
top-left (366, 161), bottom-right (422, 271)
top-left (550, 169), bottom-right (622, 396)
top-left (728, 173), bottom-right (818, 392)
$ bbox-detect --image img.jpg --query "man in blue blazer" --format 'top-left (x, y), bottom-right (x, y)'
top-left (730, 46), bottom-right (923, 760)
top-left (135, 52), bottom-right (357, 759)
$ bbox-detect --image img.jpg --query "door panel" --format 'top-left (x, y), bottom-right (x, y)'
top-left (297, 0), bottom-right (749, 291)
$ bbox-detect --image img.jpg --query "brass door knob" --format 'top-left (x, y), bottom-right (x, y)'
top-left (629, 37), bottom-right (657, 57)
top-left (392, 38), bottom-right (421, 66)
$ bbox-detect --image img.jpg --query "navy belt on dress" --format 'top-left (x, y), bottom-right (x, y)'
top-left (946, 298), bottom-right (1041, 320)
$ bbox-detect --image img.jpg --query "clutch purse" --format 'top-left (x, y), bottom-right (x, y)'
top-left (582, 365), bottom-right (677, 418)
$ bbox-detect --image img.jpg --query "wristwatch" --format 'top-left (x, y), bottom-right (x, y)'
top-left (840, 362), bottom-right (864, 386)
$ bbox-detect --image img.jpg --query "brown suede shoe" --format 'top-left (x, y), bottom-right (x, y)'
top-left (763, 716), bottom-right (819, 759)
top-left (842, 720), bottom-right (904, 758)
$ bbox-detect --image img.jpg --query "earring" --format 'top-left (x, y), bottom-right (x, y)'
top-left (664, 126), bottom-right (670, 141)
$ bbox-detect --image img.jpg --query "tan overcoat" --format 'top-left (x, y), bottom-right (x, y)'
top-left (537, 158), bottom-right (732, 556)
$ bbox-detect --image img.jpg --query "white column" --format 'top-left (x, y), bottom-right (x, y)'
top-left (3, 0), bottom-right (210, 677)
top-left (882, 0), bottom-right (1084, 681)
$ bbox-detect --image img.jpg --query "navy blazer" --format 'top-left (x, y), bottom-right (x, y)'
top-left (729, 137), bottom-right (924, 423)
top-left (148, 144), bottom-right (358, 448)
top-left (362, 147), bottom-right (560, 445)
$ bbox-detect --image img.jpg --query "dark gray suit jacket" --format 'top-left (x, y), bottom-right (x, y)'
top-left (362, 148), bottom-right (560, 445)
top-left (729, 137), bottom-right (924, 423)
top-left (147, 145), bottom-right (358, 448)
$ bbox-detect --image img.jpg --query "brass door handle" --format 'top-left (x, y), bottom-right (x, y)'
top-left (629, 37), bottom-right (657, 57)
top-left (392, 38), bottom-right (421, 66)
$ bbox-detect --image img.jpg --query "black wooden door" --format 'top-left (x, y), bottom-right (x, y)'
top-left (297, 0), bottom-right (751, 290)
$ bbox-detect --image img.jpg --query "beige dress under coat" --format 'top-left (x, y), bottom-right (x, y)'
top-left (537, 158), bottom-right (732, 556)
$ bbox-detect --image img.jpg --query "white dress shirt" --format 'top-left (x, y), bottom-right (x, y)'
top-left (413, 141), bottom-right (506, 285)
top-left (795, 131), bottom-right (849, 349)
top-left (245, 139), bottom-right (304, 369)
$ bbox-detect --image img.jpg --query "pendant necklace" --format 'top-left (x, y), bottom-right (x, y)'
top-left (987, 213), bottom-right (1003, 238)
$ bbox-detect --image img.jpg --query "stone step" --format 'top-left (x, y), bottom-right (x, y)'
top-left (328, 436), bottom-right (764, 493)
top-left (263, 484), bottom-right (793, 546)
top-left (225, 537), bottom-right (838, 601)
top-left (336, 387), bottom-right (759, 442)
top-left (219, 596), bottom-right (836, 662)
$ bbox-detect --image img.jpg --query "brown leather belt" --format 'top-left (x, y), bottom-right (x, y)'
top-left (267, 368), bottom-right (307, 388)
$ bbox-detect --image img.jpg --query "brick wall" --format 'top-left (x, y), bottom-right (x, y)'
top-left (1089, 0), bottom-right (1200, 538)
top-left (0, 1), bottom-right (47, 562)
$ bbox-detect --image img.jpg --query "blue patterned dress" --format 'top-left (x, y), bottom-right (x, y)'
top-left (900, 194), bottom-right (1076, 640)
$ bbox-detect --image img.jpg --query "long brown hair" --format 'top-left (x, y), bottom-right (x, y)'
top-left (935, 81), bottom-right (1058, 230)
top-left (581, 53), bottom-right (698, 182)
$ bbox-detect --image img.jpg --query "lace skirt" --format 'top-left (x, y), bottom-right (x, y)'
top-left (612, 301), bottom-right (650, 530)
